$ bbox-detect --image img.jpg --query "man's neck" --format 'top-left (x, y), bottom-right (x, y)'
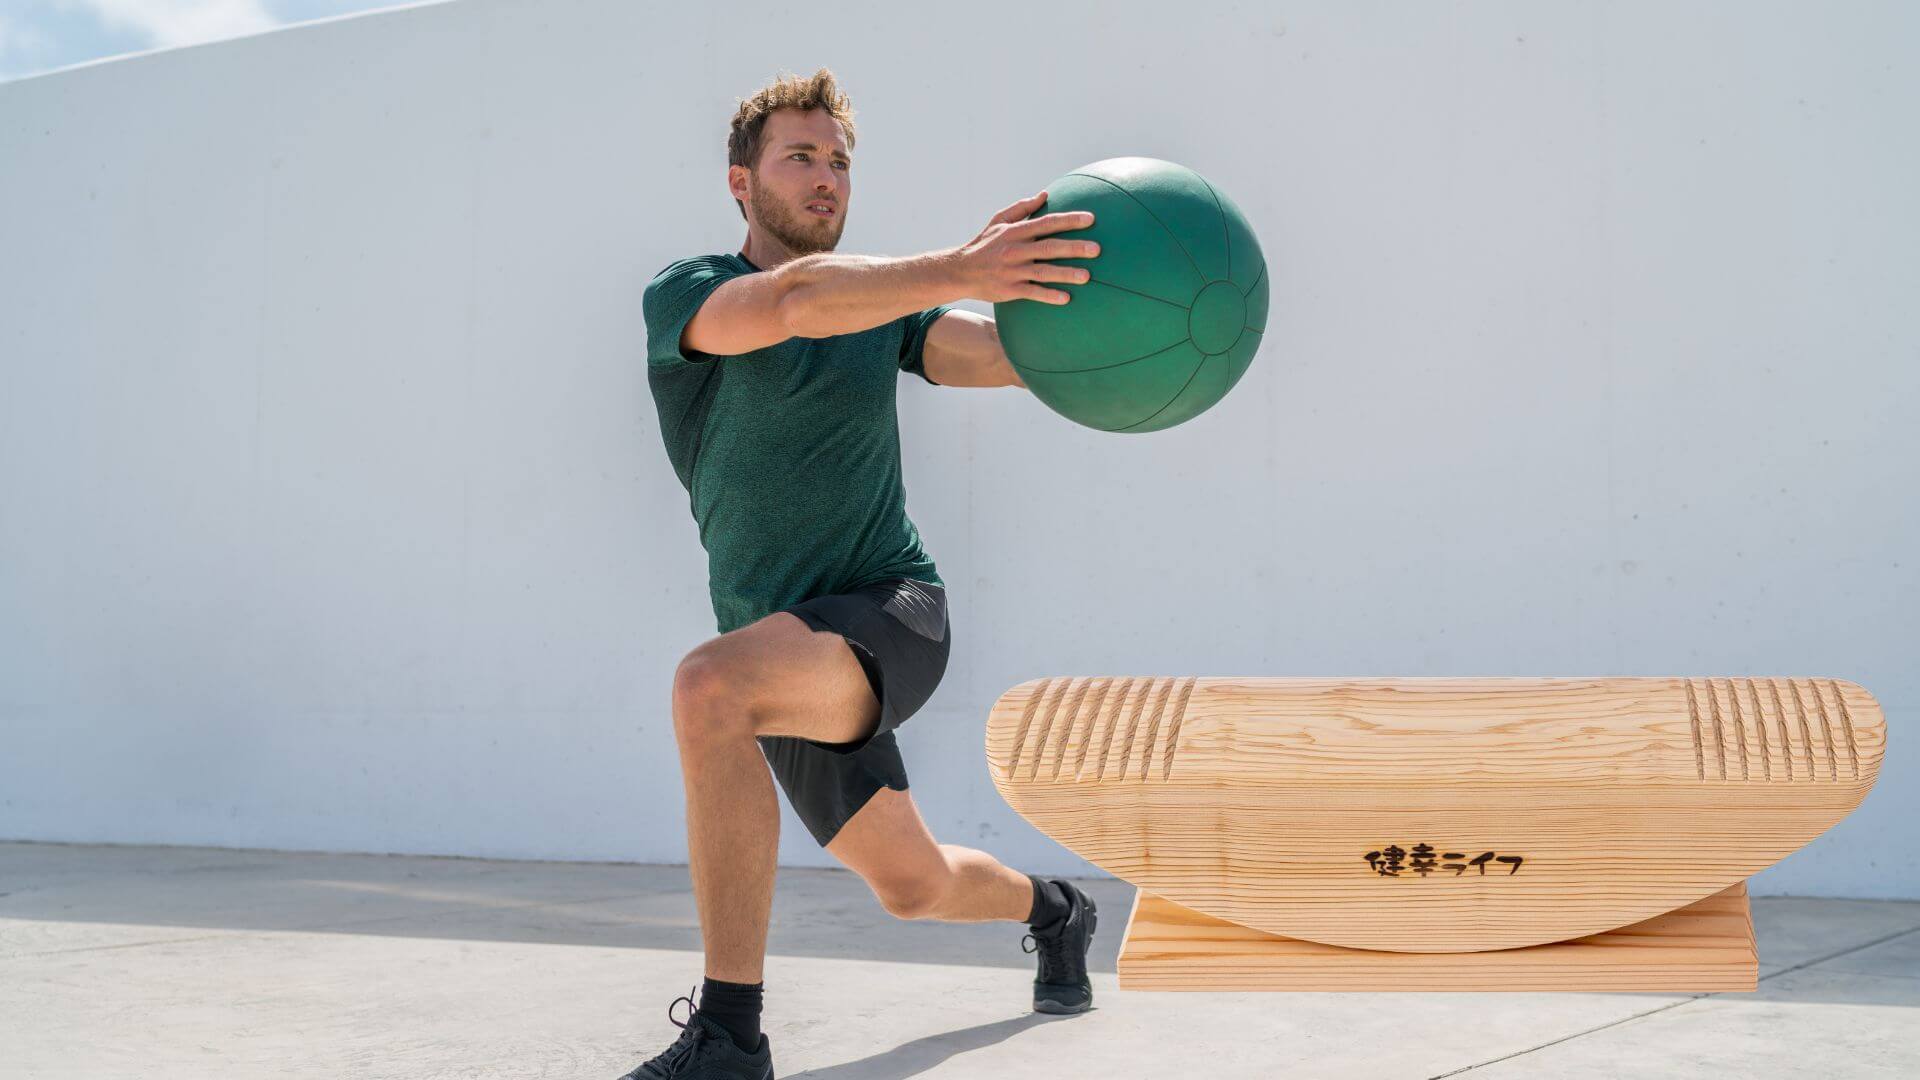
top-left (739, 229), bottom-right (823, 273)
top-left (739, 238), bottom-right (786, 272)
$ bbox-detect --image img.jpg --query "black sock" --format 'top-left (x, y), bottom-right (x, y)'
top-left (1026, 874), bottom-right (1070, 929)
top-left (697, 976), bottom-right (763, 1053)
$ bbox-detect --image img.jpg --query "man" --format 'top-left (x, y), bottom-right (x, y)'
top-left (621, 69), bottom-right (1104, 1080)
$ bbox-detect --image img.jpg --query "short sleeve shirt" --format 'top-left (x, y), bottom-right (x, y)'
top-left (642, 252), bottom-right (950, 633)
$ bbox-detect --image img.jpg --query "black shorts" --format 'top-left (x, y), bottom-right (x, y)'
top-left (757, 576), bottom-right (951, 847)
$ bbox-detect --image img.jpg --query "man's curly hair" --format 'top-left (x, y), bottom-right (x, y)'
top-left (727, 68), bottom-right (857, 220)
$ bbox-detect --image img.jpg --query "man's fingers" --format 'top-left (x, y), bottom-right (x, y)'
top-left (1029, 237), bottom-right (1101, 261)
top-left (1026, 262), bottom-right (1091, 284)
top-left (1014, 210), bottom-right (1096, 236)
top-left (1022, 284), bottom-right (1072, 305)
top-left (987, 201), bottom-right (1022, 226)
top-left (989, 191), bottom-right (1048, 227)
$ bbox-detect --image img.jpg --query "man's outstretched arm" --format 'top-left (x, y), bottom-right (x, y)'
top-left (681, 192), bottom-right (1096, 359)
top-left (921, 310), bottom-right (1026, 389)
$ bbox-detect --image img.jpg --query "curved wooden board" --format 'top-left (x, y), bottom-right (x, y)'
top-left (986, 677), bottom-right (1884, 953)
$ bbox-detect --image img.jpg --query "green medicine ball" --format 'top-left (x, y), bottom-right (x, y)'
top-left (993, 157), bottom-right (1269, 433)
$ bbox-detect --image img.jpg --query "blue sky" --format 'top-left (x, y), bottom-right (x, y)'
top-left (0, 1), bottom-right (424, 83)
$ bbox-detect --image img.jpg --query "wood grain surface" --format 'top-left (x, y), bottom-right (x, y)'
top-left (1117, 882), bottom-right (1756, 991)
top-left (987, 677), bottom-right (1882, 953)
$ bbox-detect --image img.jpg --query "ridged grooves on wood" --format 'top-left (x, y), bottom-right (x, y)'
top-left (1015, 678), bottom-right (1870, 788)
top-left (1686, 679), bottom-right (1706, 781)
top-left (1093, 677), bottom-right (1137, 781)
top-left (1136, 679), bottom-right (1176, 782)
top-left (1686, 678), bottom-right (1862, 783)
top-left (1003, 677), bottom-right (1052, 781)
top-left (1044, 678), bottom-right (1095, 780)
top-left (1003, 677), bottom-right (1208, 783)
top-left (1788, 680), bottom-right (1819, 781)
top-left (1725, 679), bottom-right (1751, 780)
top-left (1162, 677), bottom-right (1198, 780)
top-left (1068, 677), bottom-right (1115, 780)
top-left (1807, 679), bottom-right (1839, 782)
top-left (1707, 680), bottom-right (1728, 780)
top-left (1829, 678), bottom-right (1862, 779)
top-left (1767, 679), bottom-right (1795, 779)
top-left (1027, 678), bottom-right (1073, 780)
top-left (1742, 679), bottom-right (1771, 781)
top-left (1114, 677), bottom-right (1156, 781)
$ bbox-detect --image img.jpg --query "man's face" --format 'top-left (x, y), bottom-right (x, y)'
top-left (739, 108), bottom-right (851, 254)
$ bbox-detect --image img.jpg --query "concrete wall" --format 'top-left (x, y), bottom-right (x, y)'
top-left (2, 0), bottom-right (1914, 897)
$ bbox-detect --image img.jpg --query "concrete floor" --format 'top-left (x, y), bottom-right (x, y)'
top-left (1, 842), bottom-right (1915, 1079)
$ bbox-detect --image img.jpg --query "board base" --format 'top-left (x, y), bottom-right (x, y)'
top-left (1117, 882), bottom-right (1756, 992)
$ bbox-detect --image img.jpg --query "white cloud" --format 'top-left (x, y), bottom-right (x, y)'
top-left (61, 0), bottom-right (277, 49)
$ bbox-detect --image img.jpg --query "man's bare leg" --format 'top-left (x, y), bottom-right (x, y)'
top-left (827, 786), bottom-right (1034, 923)
top-left (671, 611), bottom-right (886, 983)
top-left (673, 702), bottom-right (777, 984)
top-left (669, 607), bottom-right (1091, 1037)
top-left (828, 782), bottom-right (1096, 1015)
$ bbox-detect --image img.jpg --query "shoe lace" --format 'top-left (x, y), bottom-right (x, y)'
top-left (649, 986), bottom-right (714, 1072)
top-left (1022, 925), bottom-right (1074, 978)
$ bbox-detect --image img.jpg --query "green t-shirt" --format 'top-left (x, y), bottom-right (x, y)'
top-left (643, 252), bottom-right (951, 634)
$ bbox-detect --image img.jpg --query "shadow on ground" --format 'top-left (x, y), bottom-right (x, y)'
top-left (787, 1013), bottom-right (1066, 1079)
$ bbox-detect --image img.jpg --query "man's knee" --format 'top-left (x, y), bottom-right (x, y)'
top-left (671, 644), bottom-right (757, 747)
top-left (869, 866), bottom-right (952, 921)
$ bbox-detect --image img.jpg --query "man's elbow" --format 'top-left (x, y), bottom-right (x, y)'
top-left (771, 257), bottom-right (834, 339)
top-left (773, 280), bottom-right (824, 340)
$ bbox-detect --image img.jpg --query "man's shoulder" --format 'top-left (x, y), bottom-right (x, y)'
top-left (642, 253), bottom-right (753, 341)
top-left (646, 252), bottom-right (748, 291)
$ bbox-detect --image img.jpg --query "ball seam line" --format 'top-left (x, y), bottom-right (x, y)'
top-left (1067, 171), bottom-right (1212, 286)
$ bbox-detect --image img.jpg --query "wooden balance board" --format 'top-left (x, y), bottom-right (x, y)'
top-left (986, 677), bottom-right (1884, 954)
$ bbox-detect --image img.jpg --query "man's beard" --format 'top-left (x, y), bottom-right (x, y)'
top-left (749, 184), bottom-right (843, 255)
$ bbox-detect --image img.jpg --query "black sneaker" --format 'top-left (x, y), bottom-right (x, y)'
top-left (615, 987), bottom-right (774, 1079)
top-left (1021, 878), bottom-right (1097, 1014)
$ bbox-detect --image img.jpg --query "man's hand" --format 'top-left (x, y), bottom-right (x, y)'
top-left (951, 192), bottom-right (1101, 305)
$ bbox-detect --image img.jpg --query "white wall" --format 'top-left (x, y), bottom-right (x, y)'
top-left (2, 0), bottom-right (1915, 898)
